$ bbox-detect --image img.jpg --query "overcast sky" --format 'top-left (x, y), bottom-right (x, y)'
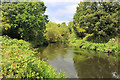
top-left (41, 0), bottom-right (83, 24)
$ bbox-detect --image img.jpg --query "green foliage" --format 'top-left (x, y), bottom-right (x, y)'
top-left (44, 22), bottom-right (71, 43)
top-left (73, 2), bottom-right (120, 42)
top-left (71, 38), bottom-right (119, 55)
top-left (44, 22), bottom-right (61, 42)
top-left (118, 44), bottom-right (120, 53)
top-left (68, 32), bottom-right (77, 46)
top-left (1, 35), bottom-right (64, 78)
top-left (2, 2), bottom-right (49, 46)
top-left (59, 22), bottom-right (71, 43)
top-left (83, 33), bottom-right (93, 41)
top-left (68, 21), bottom-right (73, 33)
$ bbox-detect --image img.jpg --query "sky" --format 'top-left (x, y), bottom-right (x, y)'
top-left (41, 0), bottom-right (83, 25)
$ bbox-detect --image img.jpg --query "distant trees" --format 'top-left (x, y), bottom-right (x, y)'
top-left (44, 22), bottom-right (60, 42)
top-left (44, 22), bottom-right (70, 43)
top-left (2, 2), bottom-right (49, 46)
top-left (73, 2), bottom-right (120, 42)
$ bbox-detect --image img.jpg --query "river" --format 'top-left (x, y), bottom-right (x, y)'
top-left (36, 43), bottom-right (120, 78)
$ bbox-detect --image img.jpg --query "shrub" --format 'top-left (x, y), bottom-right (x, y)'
top-left (71, 38), bottom-right (119, 55)
top-left (1, 35), bottom-right (64, 78)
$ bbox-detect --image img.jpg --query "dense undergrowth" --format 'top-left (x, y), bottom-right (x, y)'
top-left (1, 35), bottom-right (64, 79)
top-left (70, 38), bottom-right (120, 55)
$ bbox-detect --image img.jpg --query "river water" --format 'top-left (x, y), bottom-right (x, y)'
top-left (36, 44), bottom-right (120, 78)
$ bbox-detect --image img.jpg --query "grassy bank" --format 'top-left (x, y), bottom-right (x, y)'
top-left (1, 35), bottom-right (64, 79)
top-left (70, 38), bottom-right (120, 55)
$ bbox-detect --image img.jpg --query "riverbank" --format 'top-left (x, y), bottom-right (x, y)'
top-left (70, 38), bottom-right (120, 56)
top-left (1, 35), bottom-right (64, 79)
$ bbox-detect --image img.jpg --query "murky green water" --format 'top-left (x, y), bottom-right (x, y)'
top-left (36, 44), bottom-right (120, 78)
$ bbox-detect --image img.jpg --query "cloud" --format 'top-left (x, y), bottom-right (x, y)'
top-left (45, 4), bottom-right (78, 23)
top-left (54, 4), bottom-right (78, 16)
top-left (50, 17), bottom-right (70, 25)
top-left (42, 0), bottom-right (81, 24)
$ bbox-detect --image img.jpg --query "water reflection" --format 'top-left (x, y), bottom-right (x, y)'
top-left (36, 44), bottom-right (120, 78)
top-left (36, 44), bottom-right (68, 60)
top-left (73, 54), bottom-right (118, 78)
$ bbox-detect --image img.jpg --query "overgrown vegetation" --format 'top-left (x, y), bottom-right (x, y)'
top-left (70, 38), bottom-right (119, 54)
top-left (1, 35), bottom-right (64, 78)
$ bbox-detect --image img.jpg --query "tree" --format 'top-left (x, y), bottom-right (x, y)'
top-left (59, 22), bottom-right (70, 43)
top-left (73, 2), bottom-right (120, 42)
top-left (44, 22), bottom-right (71, 43)
top-left (2, 2), bottom-right (49, 46)
top-left (68, 21), bottom-right (73, 33)
top-left (44, 22), bottom-right (61, 43)
top-left (60, 22), bottom-right (67, 27)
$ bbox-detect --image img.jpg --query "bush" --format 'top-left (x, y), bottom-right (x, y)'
top-left (1, 35), bottom-right (64, 78)
top-left (71, 38), bottom-right (119, 55)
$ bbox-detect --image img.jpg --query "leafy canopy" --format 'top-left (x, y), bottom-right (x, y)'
top-left (73, 2), bottom-right (120, 42)
top-left (2, 2), bottom-right (49, 46)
